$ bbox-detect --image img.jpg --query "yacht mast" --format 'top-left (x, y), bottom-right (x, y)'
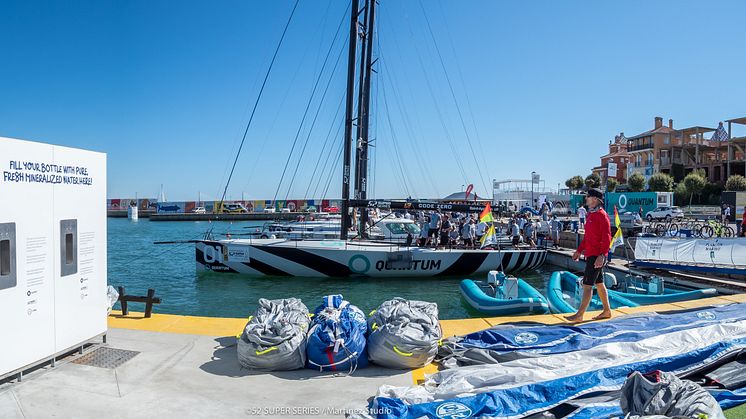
top-left (353, 0), bottom-right (376, 237)
top-left (340, 0), bottom-right (361, 240)
top-left (353, 0), bottom-right (369, 201)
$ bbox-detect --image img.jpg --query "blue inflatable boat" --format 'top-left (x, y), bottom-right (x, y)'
top-left (460, 272), bottom-right (549, 316)
top-left (547, 271), bottom-right (639, 314)
top-left (608, 274), bottom-right (717, 305)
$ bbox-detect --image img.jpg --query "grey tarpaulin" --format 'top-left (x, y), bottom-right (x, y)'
top-left (704, 353), bottom-right (746, 390)
top-left (367, 298), bottom-right (442, 369)
top-left (237, 298), bottom-right (310, 371)
top-left (620, 370), bottom-right (725, 419)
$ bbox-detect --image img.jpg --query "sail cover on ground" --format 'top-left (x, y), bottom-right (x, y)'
top-left (360, 304), bottom-right (746, 419)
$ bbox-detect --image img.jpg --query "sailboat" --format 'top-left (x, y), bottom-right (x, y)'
top-left (194, 0), bottom-right (546, 278)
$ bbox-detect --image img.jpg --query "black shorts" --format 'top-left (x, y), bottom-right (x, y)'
top-left (511, 236), bottom-right (520, 245)
top-left (428, 228), bottom-right (438, 238)
top-left (583, 256), bottom-right (604, 286)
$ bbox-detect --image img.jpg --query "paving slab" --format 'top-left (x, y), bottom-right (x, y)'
top-left (1, 328), bottom-right (410, 419)
top-left (0, 390), bottom-right (24, 419)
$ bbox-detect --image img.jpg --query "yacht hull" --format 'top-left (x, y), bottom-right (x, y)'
top-left (195, 239), bottom-right (546, 278)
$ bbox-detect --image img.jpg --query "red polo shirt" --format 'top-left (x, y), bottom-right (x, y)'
top-left (577, 207), bottom-right (612, 257)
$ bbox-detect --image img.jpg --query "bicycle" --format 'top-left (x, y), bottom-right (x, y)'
top-left (652, 220), bottom-right (680, 237)
top-left (676, 218), bottom-right (703, 237)
top-left (698, 219), bottom-right (735, 238)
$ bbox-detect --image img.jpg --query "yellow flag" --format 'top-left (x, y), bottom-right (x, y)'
top-left (610, 206), bottom-right (624, 250)
top-left (480, 224), bottom-right (497, 248)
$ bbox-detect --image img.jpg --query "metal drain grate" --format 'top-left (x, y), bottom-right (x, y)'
top-left (72, 347), bottom-right (140, 369)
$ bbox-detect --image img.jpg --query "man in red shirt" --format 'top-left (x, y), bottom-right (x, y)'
top-left (566, 188), bottom-right (612, 322)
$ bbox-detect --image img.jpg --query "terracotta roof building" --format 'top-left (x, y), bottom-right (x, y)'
top-left (626, 116), bottom-right (676, 182)
top-left (592, 132), bottom-right (630, 185)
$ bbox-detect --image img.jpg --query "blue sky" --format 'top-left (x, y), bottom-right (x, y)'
top-left (1, 0), bottom-right (745, 201)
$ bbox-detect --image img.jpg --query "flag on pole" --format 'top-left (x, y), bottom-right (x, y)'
top-left (479, 203), bottom-right (497, 248)
top-left (480, 224), bottom-right (497, 248)
top-left (479, 203), bottom-right (494, 223)
top-left (610, 205), bottom-right (624, 251)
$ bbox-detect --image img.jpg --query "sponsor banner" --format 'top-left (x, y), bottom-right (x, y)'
top-left (607, 162), bottom-right (617, 178)
top-left (109, 198), bottom-right (335, 213)
top-left (569, 194), bottom-right (585, 214)
top-left (693, 239), bottom-right (746, 266)
top-left (138, 199), bottom-right (154, 210)
top-left (636, 238), bottom-right (746, 267)
top-left (606, 192), bottom-right (659, 215)
top-left (107, 199), bottom-right (157, 211)
top-left (349, 200), bottom-right (489, 213)
top-left (224, 245), bottom-right (250, 262)
top-left (156, 201), bottom-right (185, 213)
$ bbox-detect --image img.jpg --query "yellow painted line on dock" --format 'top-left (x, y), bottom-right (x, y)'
top-left (439, 318), bottom-right (492, 338)
top-left (670, 296), bottom-right (736, 309)
top-left (723, 294), bottom-right (746, 303)
top-left (108, 310), bottom-right (247, 337)
top-left (615, 303), bottom-right (681, 315)
top-left (107, 295), bottom-right (744, 386)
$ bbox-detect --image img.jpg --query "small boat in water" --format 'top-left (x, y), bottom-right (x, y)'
top-left (460, 271), bottom-right (549, 316)
top-left (547, 271), bottom-right (639, 314)
top-left (608, 274), bottom-right (717, 305)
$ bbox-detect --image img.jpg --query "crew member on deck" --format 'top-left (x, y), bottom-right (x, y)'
top-left (566, 188), bottom-right (612, 322)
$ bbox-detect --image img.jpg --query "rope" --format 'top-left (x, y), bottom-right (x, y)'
top-left (303, 93), bottom-right (346, 201)
top-left (381, 80), bottom-right (413, 198)
top-left (272, 4), bottom-right (350, 206)
top-left (217, 0), bottom-right (300, 208)
top-left (418, 0), bottom-right (490, 195)
top-left (282, 20), bottom-right (350, 202)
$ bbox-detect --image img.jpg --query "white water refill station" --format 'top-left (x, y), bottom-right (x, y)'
top-left (0, 136), bottom-right (107, 379)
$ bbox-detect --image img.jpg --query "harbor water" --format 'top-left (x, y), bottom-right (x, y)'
top-left (108, 218), bottom-right (561, 319)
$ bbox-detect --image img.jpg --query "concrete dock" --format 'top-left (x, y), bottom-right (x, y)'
top-left (2, 294), bottom-right (746, 419)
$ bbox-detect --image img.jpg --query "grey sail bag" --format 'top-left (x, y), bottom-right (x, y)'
top-left (367, 298), bottom-right (442, 369)
top-left (237, 298), bottom-right (311, 371)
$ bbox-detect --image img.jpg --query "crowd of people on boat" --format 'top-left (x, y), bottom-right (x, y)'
top-left (380, 207), bottom-right (571, 250)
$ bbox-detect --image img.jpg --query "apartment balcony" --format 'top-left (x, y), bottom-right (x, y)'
top-left (628, 143), bottom-right (654, 152)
